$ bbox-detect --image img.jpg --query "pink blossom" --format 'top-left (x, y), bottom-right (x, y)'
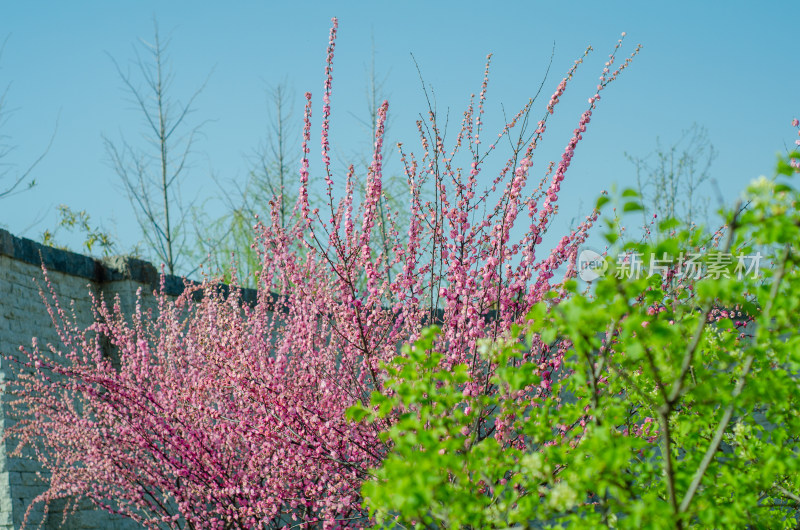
top-left (6, 22), bottom-right (641, 529)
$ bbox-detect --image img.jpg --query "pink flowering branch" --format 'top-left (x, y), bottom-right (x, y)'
top-left (5, 19), bottom-right (640, 529)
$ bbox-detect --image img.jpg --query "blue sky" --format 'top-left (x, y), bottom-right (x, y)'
top-left (1, 2), bottom-right (797, 274)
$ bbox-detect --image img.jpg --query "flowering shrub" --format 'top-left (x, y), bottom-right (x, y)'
top-left (5, 18), bottom-right (640, 528)
top-left (357, 153), bottom-right (800, 528)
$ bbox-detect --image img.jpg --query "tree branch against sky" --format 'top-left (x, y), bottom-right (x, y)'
top-left (0, 35), bottom-right (55, 204)
top-left (104, 19), bottom-right (210, 275)
top-left (342, 38), bottom-right (411, 285)
top-left (627, 124), bottom-right (716, 238)
top-left (190, 81), bottom-right (300, 285)
top-left (0, 4), bottom-right (796, 254)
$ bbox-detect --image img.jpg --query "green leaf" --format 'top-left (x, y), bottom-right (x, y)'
top-left (346, 405), bottom-right (371, 422)
top-left (604, 231), bottom-right (619, 244)
top-left (540, 327), bottom-right (557, 345)
top-left (657, 218), bottom-right (681, 232)
top-left (776, 156), bottom-right (794, 176)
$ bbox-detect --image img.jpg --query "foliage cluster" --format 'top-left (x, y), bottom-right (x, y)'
top-left (356, 154), bottom-right (800, 529)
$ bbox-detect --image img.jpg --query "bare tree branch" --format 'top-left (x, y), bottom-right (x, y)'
top-left (189, 81), bottom-right (299, 284)
top-left (104, 19), bottom-right (210, 275)
top-left (627, 124), bottom-right (716, 235)
top-left (0, 35), bottom-right (56, 201)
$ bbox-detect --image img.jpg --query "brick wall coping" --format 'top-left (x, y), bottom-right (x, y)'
top-left (0, 227), bottom-right (260, 305)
